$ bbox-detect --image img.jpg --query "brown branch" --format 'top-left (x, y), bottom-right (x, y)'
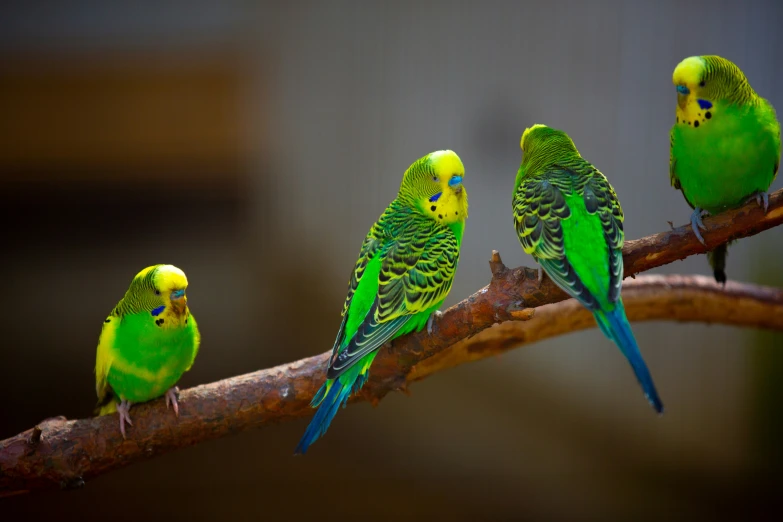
top-left (2, 189), bottom-right (783, 496)
top-left (623, 188), bottom-right (783, 277)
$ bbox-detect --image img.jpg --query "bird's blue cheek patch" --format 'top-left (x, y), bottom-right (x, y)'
top-left (429, 192), bottom-right (442, 202)
top-left (151, 305), bottom-right (166, 317)
top-left (697, 99), bottom-right (713, 110)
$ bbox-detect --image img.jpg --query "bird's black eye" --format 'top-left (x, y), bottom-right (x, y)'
top-left (699, 80), bottom-right (705, 87)
top-left (432, 176), bottom-right (439, 182)
top-left (155, 290), bottom-right (161, 296)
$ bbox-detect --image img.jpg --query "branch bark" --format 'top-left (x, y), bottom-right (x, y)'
top-left (2, 189), bottom-right (783, 496)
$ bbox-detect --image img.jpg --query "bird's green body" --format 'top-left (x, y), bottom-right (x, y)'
top-left (296, 151), bottom-right (468, 454)
top-left (95, 264), bottom-right (200, 436)
top-left (560, 191), bottom-right (613, 309)
top-left (670, 55), bottom-right (780, 282)
top-left (513, 124), bottom-right (663, 412)
top-left (671, 97), bottom-right (779, 214)
top-left (101, 311), bottom-right (200, 403)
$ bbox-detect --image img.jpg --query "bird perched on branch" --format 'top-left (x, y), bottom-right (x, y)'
top-left (295, 150), bottom-right (468, 454)
top-left (669, 55), bottom-right (780, 283)
top-left (513, 124), bottom-right (663, 413)
top-left (95, 265), bottom-right (200, 438)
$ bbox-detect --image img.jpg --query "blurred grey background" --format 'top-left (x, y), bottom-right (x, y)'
top-left (1, 1), bottom-right (782, 521)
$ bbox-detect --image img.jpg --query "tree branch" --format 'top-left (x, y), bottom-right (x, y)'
top-left (2, 189), bottom-right (783, 496)
top-left (623, 188), bottom-right (783, 277)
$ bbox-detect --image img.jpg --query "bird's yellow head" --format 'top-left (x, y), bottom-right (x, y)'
top-left (152, 265), bottom-right (189, 316)
top-left (672, 55), bottom-right (754, 129)
top-left (400, 150), bottom-right (468, 224)
top-left (128, 264), bottom-right (190, 322)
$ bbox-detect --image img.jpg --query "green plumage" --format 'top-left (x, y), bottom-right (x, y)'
top-left (671, 101), bottom-right (779, 211)
top-left (100, 313), bottom-right (200, 404)
top-left (670, 55), bottom-right (780, 282)
top-left (328, 200), bottom-right (463, 378)
top-left (513, 125), bottom-right (663, 412)
top-left (95, 264), bottom-right (199, 437)
top-left (296, 150), bottom-right (468, 454)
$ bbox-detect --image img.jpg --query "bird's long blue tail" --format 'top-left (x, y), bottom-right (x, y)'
top-left (594, 302), bottom-right (664, 413)
top-left (294, 362), bottom-right (372, 455)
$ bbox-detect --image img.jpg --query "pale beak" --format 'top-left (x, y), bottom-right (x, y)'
top-left (449, 175), bottom-right (463, 194)
top-left (676, 85), bottom-right (690, 111)
top-left (170, 289), bottom-right (187, 315)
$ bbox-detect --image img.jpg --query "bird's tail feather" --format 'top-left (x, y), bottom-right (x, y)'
top-left (594, 303), bottom-right (664, 413)
top-left (295, 353), bottom-right (376, 455)
top-left (708, 243), bottom-right (729, 285)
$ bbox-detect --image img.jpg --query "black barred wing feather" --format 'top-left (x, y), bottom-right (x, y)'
top-left (513, 174), bottom-right (570, 259)
top-left (513, 166), bottom-right (624, 309)
top-left (582, 169), bottom-right (625, 303)
top-left (327, 303), bottom-right (409, 379)
top-left (327, 215), bottom-right (459, 379)
top-left (513, 171), bottom-right (597, 309)
top-left (377, 222), bottom-right (458, 319)
top-left (328, 233), bottom-right (383, 364)
top-left (327, 202), bottom-right (409, 364)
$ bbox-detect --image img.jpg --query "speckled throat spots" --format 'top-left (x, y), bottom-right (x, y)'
top-left (423, 186), bottom-right (467, 225)
top-left (155, 309), bottom-right (190, 329)
top-left (676, 98), bottom-right (714, 129)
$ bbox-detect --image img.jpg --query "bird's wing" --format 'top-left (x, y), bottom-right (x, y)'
top-left (582, 168), bottom-right (625, 303)
top-left (513, 166), bottom-right (624, 308)
top-left (327, 213), bottom-right (459, 379)
top-left (94, 312), bottom-right (120, 411)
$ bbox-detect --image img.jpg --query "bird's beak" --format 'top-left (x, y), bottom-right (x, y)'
top-left (449, 175), bottom-right (463, 194)
top-left (170, 289), bottom-right (187, 315)
top-left (676, 84), bottom-right (690, 111)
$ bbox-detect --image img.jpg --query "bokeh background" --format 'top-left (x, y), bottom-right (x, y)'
top-left (2, 1), bottom-right (782, 521)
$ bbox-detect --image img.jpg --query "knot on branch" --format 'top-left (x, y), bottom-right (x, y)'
top-left (28, 426), bottom-right (42, 448)
top-left (487, 250), bottom-right (561, 320)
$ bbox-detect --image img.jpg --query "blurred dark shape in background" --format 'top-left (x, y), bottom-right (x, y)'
top-left (1, 2), bottom-right (782, 521)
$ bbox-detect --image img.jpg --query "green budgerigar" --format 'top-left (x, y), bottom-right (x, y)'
top-left (295, 150), bottom-right (468, 454)
top-left (670, 55), bottom-right (780, 283)
top-left (513, 124), bottom-right (663, 413)
top-left (95, 264), bottom-right (200, 437)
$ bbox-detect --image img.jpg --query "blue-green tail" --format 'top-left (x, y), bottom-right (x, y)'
top-left (594, 302), bottom-right (664, 413)
top-left (294, 361), bottom-right (373, 455)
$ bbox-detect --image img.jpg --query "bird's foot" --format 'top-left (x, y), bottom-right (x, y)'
top-left (746, 191), bottom-right (770, 213)
top-left (690, 207), bottom-right (709, 246)
top-left (117, 399), bottom-right (133, 439)
top-left (165, 387), bottom-right (180, 417)
top-left (427, 310), bottom-right (443, 336)
top-left (537, 266), bottom-right (545, 288)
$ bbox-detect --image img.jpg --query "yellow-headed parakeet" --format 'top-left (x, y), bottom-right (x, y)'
top-left (670, 55), bottom-right (780, 283)
top-left (295, 150), bottom-right (468, 454)
top-left (513, 124), bottom-right (663, 413)
top-left (95, 264), bottom-right (200, 437)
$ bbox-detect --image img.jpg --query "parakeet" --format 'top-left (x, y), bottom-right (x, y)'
top-left (95, 264), bottom-right (200, 437)
top-left (295, 150), bottom-right (468, 454)
top-left (670, 55), bottom-right (780, 283)
top-left (513, 124), bottom-right (663, 413)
